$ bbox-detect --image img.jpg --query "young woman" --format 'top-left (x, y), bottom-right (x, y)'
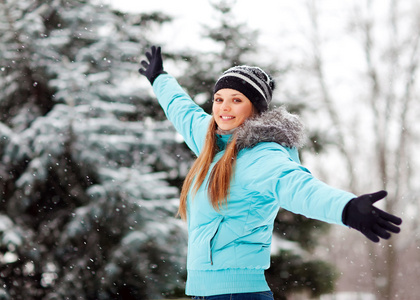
top-left (139, 46), bottom-right (402, 300)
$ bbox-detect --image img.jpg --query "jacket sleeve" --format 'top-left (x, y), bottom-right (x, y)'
top-left (152, 74), bottom-right (212, 156)
top-left (246, 144), bottom-right (355, 226)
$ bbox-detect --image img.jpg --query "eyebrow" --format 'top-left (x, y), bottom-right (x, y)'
top-left (214, 93), bottom-right (244, 97)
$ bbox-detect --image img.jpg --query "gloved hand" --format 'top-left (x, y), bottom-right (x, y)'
top-left (342, 190), bottom-right (402, 242)
top-left (139, 45), bottom-right (167, 85)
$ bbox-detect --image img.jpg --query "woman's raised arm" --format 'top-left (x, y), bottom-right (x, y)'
top-left (139, 46), bottom-right (211, 155)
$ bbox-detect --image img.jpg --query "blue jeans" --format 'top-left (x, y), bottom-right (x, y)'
top-left (192, 291), bottom-right (274, 300)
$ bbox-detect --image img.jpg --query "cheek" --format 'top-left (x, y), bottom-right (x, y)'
top-left (212, 104), bottom-right (217, 115)
top-left (241, 106), bottom-right (254, 119)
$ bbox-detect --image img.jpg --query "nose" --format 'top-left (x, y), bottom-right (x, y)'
top-left (221, 102), bottom-right (231, 111)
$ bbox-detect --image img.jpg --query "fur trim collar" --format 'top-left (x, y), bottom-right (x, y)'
top-left (235, 106), bottom-right (306, 150)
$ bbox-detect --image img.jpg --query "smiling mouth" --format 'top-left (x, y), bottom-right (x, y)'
top-left (220, 116), bottom-right (235, 120)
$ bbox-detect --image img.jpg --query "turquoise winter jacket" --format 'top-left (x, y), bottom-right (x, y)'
top-left (152, 74), bottom-right (356, 296)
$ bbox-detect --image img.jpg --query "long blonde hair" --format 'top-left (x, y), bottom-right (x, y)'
top-left (178, 117), bottom-right (239, 220)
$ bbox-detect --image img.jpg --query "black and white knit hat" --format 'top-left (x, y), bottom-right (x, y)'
top-left (214, 66), bottom-right (275, 113)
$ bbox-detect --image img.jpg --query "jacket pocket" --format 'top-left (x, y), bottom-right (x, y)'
top-left (208, 216), bottom-right (224, 265)
top-left (188, 216), bottom-right (224, 269)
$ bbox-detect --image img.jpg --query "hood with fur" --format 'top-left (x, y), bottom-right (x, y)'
top-left (235, 106), bottom-right (306, 151)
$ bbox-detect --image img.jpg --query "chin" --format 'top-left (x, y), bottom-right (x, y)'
top-left (216, 121), bottom-right (237, 131)
top-left (216, 123), bottom-right (232, 130)
top-left (221, 126), bottom-right (237, 131)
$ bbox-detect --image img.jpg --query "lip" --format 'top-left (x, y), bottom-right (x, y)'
top-left (219, 115), bottom-right (235, 120)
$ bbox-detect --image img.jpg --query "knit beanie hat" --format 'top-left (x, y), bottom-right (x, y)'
top-left (213, 66), bottom-right (275, 113)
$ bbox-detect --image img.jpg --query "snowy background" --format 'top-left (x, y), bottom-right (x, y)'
top-left (0, 0), bottom-right (419, 299)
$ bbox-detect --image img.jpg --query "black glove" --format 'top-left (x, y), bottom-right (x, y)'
top-left (342, 190), bottom-right (402, 242)
top-left (139, 45), bottom-right (167, 84)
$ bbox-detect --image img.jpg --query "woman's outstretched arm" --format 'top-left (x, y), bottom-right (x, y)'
top-left (139, 46), bottom-right (211, 155)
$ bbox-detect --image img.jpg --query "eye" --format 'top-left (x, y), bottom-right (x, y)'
top-left (233, 98), bottom-right (242, 103)
top-left (214, 98), bottom-right (223, 103)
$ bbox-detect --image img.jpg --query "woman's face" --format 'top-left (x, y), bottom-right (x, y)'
top-left (212, 89), bottom-right (254, 131)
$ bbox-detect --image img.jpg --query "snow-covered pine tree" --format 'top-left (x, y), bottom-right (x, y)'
top-left (0, 0), bottom-right (188, 299)
top-left (176, 1), bottom-right (338, 299)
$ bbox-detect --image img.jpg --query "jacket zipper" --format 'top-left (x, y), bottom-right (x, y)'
top-left (210, 236), bottom-right (214, 265)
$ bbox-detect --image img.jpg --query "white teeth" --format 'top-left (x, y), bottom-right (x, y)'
top-left (221, 116), bottom-right (234, 120)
